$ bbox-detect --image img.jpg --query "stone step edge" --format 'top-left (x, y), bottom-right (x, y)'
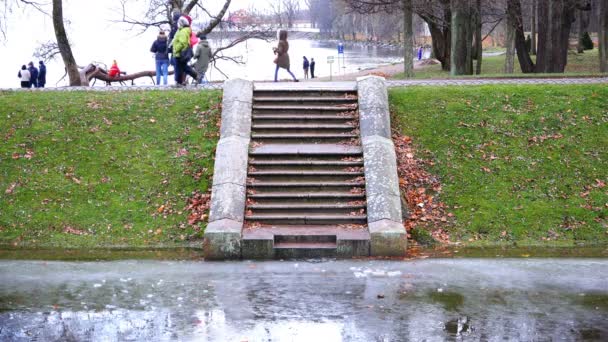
top-left (247, 182), bottom-right (365, 187)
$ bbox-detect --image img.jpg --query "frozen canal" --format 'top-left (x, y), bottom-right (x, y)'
top-left (0, 258), bottom-right (607, 341)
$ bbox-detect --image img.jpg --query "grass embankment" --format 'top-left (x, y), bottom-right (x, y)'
top-left (391, 84), bottom-right (607, 245)
top-left (394, 48), bottom-right (605, 79)
top-left (0, 90), bottom-right (221, 248)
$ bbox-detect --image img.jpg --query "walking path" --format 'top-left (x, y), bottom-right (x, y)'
top-left (2, 77), bottom-right (606, 92)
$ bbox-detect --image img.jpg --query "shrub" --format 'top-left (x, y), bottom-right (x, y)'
top-left (582, 32), bottom-right (594, 50)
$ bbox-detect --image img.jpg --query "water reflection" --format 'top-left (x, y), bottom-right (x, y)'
top-left (0, 259), bottom-right (607, 341)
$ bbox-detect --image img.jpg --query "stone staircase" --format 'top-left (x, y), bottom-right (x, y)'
top-left (242, 87), bottom-right (370, 258)
top-left (205, 79), bottom-right (406, 260)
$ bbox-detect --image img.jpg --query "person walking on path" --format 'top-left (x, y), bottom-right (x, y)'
top-left (173, 16), bottom-right (197, 86)
top-left (18, 65), bottom-right (31, 88)
top-left (310, 58), bottom-right (315, 78)
top-left (37, 61), bottom-right (46, 88)
top-left (273, 30), bottom-right (298, 82)
top-left (193, 33), bottom-right (212, 84)
top-left (27, 62), bottom-right (38, 88)
top-left (303, 56), bottom-right (310, 80)
top-left (151, 31), bottom-right (170, 85)
top-left (417, 46), bottom-right (423, 61)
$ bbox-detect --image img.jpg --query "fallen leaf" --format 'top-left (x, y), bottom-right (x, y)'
top-left (5, 182), bottom-right (18, 194)
top-left (64, 226), bottom-right (86, 235)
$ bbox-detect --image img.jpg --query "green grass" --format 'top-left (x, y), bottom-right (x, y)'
top-left (394, 48), bottom-right (605, 79)
top-left (390, 84), bottom-right (608, 245)
top-left (0, 90), bottom-right (221, 248)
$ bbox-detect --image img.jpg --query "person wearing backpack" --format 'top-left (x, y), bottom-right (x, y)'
top-left (172, 16), bottom-right (197, 86)
top-left (151, 31), bottom-right (170, 85)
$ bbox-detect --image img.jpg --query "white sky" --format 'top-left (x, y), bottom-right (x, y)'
top-left (0, 0), bottom-right (274, 88)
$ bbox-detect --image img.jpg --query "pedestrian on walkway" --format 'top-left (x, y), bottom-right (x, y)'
top-left (18, 65), bottom-right (31, 88)
top-left (303, 56), bottom-right (310, 80)
top-left (193, 33), bottom-right (212, 84)
top-left (151, 31), bottom-right (170, 85)
top-left (173, 16), bottom-right (197, 86)
top-left (417, 46), bottom-right (423, 61)
top-left (310, 58), bottom-right (315, 78)
top-left (27, 62), bottom-right (38, 88)
top-left (273, 29), bottom-right (298, 82)
top-left (37, 61), bottom-right (46, 88)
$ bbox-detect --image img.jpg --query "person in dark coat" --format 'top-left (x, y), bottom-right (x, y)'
top-left (303, 56), bottom-right (310, 80)
top-left (310, 58), bottom-right (315, 78)
top-left (37, 61), bottom-right (46, 88)
top-left (273, 30), bottom-right (297, 82)
top-left (18, 65), bottom-right (31, 88)
top-left (27, 62), bottom-right (38, 88)
top-left (151, 31), bottom-right (170, 85)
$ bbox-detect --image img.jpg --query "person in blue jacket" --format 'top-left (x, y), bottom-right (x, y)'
top-left (27, 62), bottom-right (38, 88)
top-left (417, 46), bottom-right (423, 61)
top-left (37, 61), bottom-right (46, 88)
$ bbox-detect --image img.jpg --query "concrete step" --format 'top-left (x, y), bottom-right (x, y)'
top-left (249, 159), bottom-right (363, 166)
top-left (249, 170), bottom-right (363, 176)
top-left (253, 105), bottom-right (357, 112)
top-left (245, 214), bottom-right (367, 224)
top-left (252, 123), bottom-right (355, 130)
top-left (247, 181), bottom-right (365, 187)
top-left (248, 192), bottom-right (365, 199)
top-left (251, 133), bottom-right (358, 139)
top-left (254, 96), bottom-right (356, 102)
top-left (253, 90), bottom-right (357, 99)
top-left (250, 144), bottom-right (362, 156)
top-left (252, 114), bottom-right (356, 121)
top-left (247, 203), bottom-right (366, 210)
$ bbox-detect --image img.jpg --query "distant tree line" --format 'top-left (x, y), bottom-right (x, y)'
top-left (281, 0), bottom-right (608, 77)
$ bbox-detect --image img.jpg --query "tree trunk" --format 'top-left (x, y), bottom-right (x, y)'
top-left (600, 0), bottom-right (608, 72)
top-left (52, 0), bottom-right (81, 86)
top-left (427, 21), bottom-right (450, 71)
top-left (451, 0), bottom-right (472, 76)
top-left (577, 8), bottom-right (586, 53)
top-left (509, 0), bottom-right (535, 73)
top-left (504, 17), bottom-right (515, 74)
top-left (474, 0), bottom-right (482, 74)
top-left (402, 0), bottom-right (414, 78)
top-left (531, 0), bottom-right (537, 55)
top-left (536, 0), bottom-right (575, 73)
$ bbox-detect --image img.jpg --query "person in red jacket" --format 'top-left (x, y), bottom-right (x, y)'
top-left (108, 60), bottom-right (121, 78)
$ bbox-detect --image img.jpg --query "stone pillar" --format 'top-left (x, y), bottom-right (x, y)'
top-left (357, 76), bottom-right (407, 256)
top-left (203, 79), bottom-right (253, 259)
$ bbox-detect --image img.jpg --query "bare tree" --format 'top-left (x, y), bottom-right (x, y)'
top-left (117, 0), bottom-right (231, 36)
top-left (345, 0), bottom-right (414, 76)
top-left (2, 0), bottom-right (83, 85)
top-left (283, 0), bottom-right (300, 28)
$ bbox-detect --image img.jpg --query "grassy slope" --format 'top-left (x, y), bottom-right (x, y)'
top-left (391, 84), bottom-right (607, 245)
top-left (394, 48), bottom-right (604, 79)
top-left (0, 90), bottom-right (221, 247)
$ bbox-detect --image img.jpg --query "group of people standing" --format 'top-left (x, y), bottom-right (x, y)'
top-left (149, 10), bottom-right (212, 86)
top-left (17, 61), bottom-right (46, 88)
top-left (302, 56), bottom-right (315, 79)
